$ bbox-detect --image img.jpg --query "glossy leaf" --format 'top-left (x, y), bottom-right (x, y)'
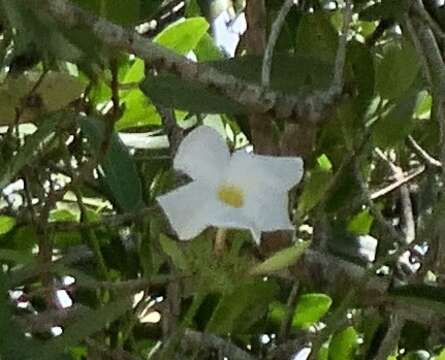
top-left (328, 326), bottom-right (358, 360)
top-left (154, 17), bottom-right (209, 55)
top-left (295, 11), bottom-right (338, 63)
top-left (250, 242), bottom-right (310, 275)
top-left (74, 0), bottom-right (141, 26)
top-left (0, 216), bottom-right (16, 236)
top-left (375, 41), bottom-right (420, 100)
top-left (297, 167), bottom-right (333, 214)
top-left (293, 293), bottom-right (332, 328)
top-left (372, 93), bottom-right (418, 148)
top-left (347, 210), bottom-right (374, 235)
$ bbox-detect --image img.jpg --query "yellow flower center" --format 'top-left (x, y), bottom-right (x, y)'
top-left (217, 183), bottom-right (244, 208)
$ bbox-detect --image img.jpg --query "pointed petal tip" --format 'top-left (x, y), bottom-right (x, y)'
top-left (173, 125), bottom-right (230, 183)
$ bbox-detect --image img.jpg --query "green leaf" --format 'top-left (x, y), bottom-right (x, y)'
top-left (154, 17), bottom-right (209, 55)
top-left (372, 93), bottom-right (418, 148)
top-left (415, 90), bottom-right (432, 119)
top-left (141, 73), bottom-right (244, 114)
top-left (206, 280), bottom-right (279, 335)
top-left (435, 348), bottom-right (445, 360)
top-left (195, 33), bottom-right (223, 61)
top-left (293, 293), bottom-right (332, 328)
top-left (0, 216), bottom-right (16, 236)
top-left (347, 210), bottom-right (374, 235)
top-left (0, 249), bottom-right (33, 264)
top-left (347, 41), bottom-right (375, 114)
top-left (159, 234), bottom-right (189, 272)
top-left (80, 117), bottom-right (144, 212)
top-left (37, 72), bottom-right (86, 112)
top-left (375, 41), bottom-right (420, 100)
top-left (317, 154), bottom-right (333, 172)
top-left (0, 115), bottom-right (58, 189)
top-left (74, 0), bottom-right (141, 26)
top-left (116, 89), bottom-right (161, 130)
top-left (0, 72), bottom-right (85, 125)
top-left (268, 301), bottom-right (287, 324)
top-left (295, 12), bottom-right (338, 63)
top-left (250, 242), bottom-right (310, 275)
top-left (328, 326), bottom-right (358, 360)
top-left (122, 58), bottom-right (145, 84)
top-left (298, 167), bottom-right (333, 214)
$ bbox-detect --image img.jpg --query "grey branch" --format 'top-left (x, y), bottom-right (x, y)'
top-left (39, 0), bottom-right (344, 123)
top-left (373, 315), bottom-right (405, 360)
top-left (181, 329), bottom-right (256, 360)
top-left (410, 17), bottom-right (445, 177)
top-left (412, 0), bottom-right (445, 42)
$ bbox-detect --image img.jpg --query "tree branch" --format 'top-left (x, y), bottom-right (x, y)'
top-left (38, 0), bottom-right (344, 123)
top-left (373, 315), bottom-right (405, 360)
top-left (181, 329), bottom-right (256, 360)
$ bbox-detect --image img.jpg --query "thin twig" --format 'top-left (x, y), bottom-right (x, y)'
top-left (155, 104), bottom-right (183, 156)
top-left (373, 315), bottom-right (405, 360)
top-left (410, 18), bottom-right (445, 178)
top-left (370, 166), bottom-right (425, 200)
top-left (262, 0), bottom-right (295, 87)
top-left (323, 0), bottom-right (353, 103)
top-left (353, 157), bottom-right (406, 245)
top-left (47, 205), bottom-right (159, 231)
top-left (374, 149), bottom-right (415, 243)
top-left (278, 281), bottom-right (299, 341)
top-left (409, 13), bottom-right (445, 277)
top-left (407, 135), bottom-right (442, 168)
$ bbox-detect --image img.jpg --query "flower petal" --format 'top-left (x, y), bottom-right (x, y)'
top-left (174, 126), bottom-right (230, 184)
top-left (198, 195), bottom-right (263, 244)
top-left (157, 181), bottom-right (214, 240)
top-left (226, 151), bottom-right (304, 192)
top-left (242, 189), bottom-right (294, 234)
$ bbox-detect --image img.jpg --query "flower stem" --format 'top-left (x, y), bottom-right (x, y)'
top-left (214, 228), bottom-right (227, 257)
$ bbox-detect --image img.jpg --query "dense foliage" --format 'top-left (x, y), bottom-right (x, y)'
top-left (1, 0), bottom-right (445, 359)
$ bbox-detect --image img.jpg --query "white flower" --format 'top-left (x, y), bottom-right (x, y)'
top-left (157, 126), bottom-right (304, 244)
